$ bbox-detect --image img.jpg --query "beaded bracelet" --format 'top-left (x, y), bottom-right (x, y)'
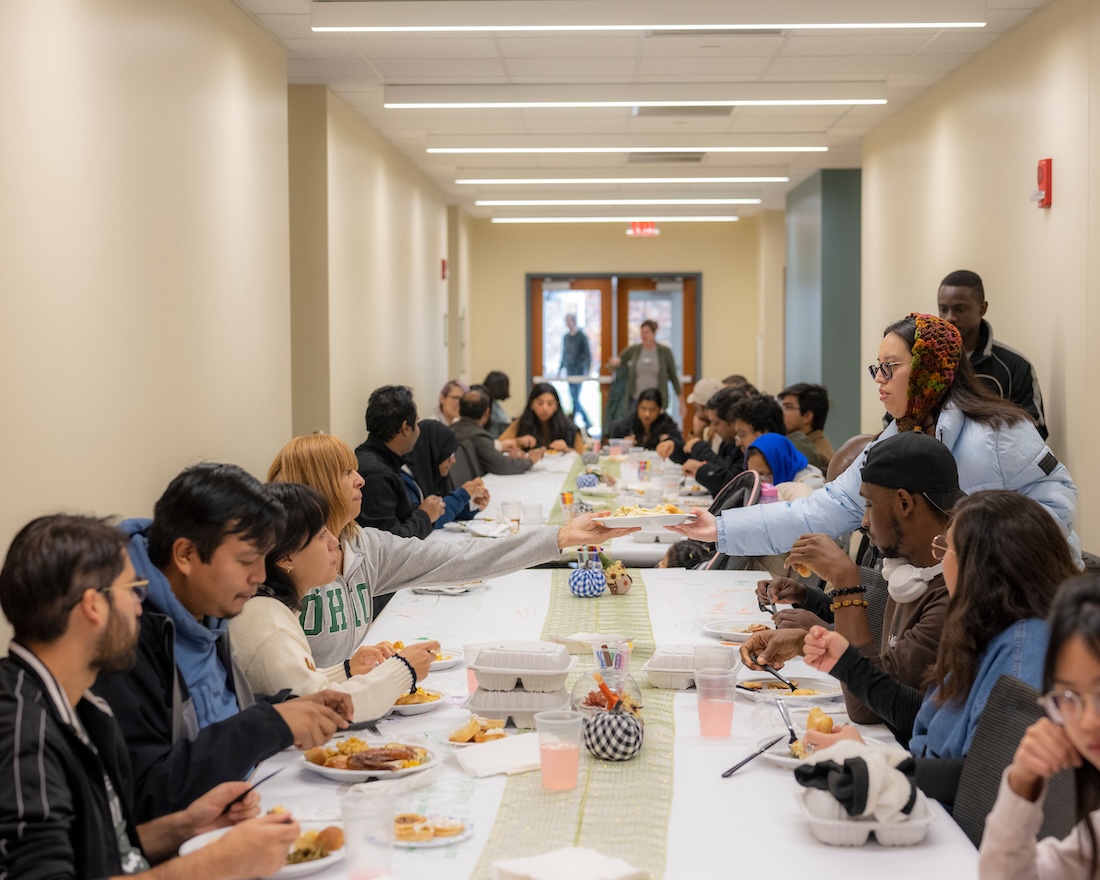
top-left (828, 586), bottom-right (866, 598)
top-left (394, 654), bottom-right (418, 694)
top-left (829, 598), bottom-right (870, 612)
top-left (343, 658), bottom-right (353, 679)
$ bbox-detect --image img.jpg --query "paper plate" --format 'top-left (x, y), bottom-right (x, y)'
top-left (430, 650), bottom-right (463, 671)
top-left (597, 513), bottom-right (692, 527)
top-left (702, 618), bottom-right (773, 642)
top-left (179, 825), bottom-right (346, 878)
top-left (737, 676), bottom-right (843, 703)
top-left (301, 744), bottom-right (440, 782)
top-left (391, 690), bottom-right (446, 716)
top-left (394, 818), bottom-right (474, 848)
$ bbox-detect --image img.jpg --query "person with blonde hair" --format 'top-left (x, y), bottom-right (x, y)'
top-left (267, 434), bottom-right (637, 668)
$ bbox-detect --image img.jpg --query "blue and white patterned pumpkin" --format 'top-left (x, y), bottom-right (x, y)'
top-left (569, 566), bottom-right (606, 598)
top-left (576, 472), bottom-right (600, 489)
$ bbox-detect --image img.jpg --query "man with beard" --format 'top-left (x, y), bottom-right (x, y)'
top-left (739, 432), bottom-right (960, 723)
top-left (93, 463), bottom-right (352, 822)
top-left (0, 515), bottom-right (301, 879)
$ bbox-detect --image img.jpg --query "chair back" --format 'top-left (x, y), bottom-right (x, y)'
top-left (953, 675), bottom-right (1077, 847)
top-left (702, 470), bottom-right (762, 570)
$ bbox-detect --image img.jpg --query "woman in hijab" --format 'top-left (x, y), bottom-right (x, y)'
top-left (744, 433), bottom-right (825, 490)
top-left (407, 420), bottom-right (489, 530)
top-left (671, 312), bottom-right (1080, 563)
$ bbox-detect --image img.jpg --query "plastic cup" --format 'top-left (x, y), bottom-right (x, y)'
top-left (609, 439), bottom-right (626, 457)
top-left (695, 668), bottom-right (737, 738)
top-left (341, 793), bottom-right (394, 880)
top-left (463, 643), bottom-right (483, 694)
top-left (501, 501), bottom-right (522, 533)
top-left (693, 644), bottom-right (740, 672)
top-left (521, 502), bottom-right (543, 525)
top-left (535, 710), bottom-right (583, 791)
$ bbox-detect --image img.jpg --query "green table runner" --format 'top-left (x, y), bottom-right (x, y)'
top-left (470, 570), bottom-right (673, 879)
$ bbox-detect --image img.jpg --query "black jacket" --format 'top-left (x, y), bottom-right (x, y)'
top-left (1, 645), bottom-right (144, 880)
top-left (92, 611), bottom-right (293, 822)
top-left (605, 413), bottom-right (683, 450)
top-left (695, 443), bottom-right (746, 496)
top-left (451, 417), bottom-right (534, 476)
top-left (355, 436), bottom-right (433, 537)
top-left (971, 319), bottom-right (1048, 439)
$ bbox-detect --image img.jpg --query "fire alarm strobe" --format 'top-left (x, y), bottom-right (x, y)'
top-left (1032, 158), bottom-right (1052, 209)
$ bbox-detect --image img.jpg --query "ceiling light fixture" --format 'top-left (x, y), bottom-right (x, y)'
top-left (313, 0), bottom-right (985, 33)
top-left (431, 146), bottom-right (826, 154)
top-left (490, 215), bottom-right (740, 224)
top-left (456, 176), bottom-right (790, 185)
top-left (385, 82), bottom-right (887, 109)
top-left (476, 198), bottom-right (761, 206)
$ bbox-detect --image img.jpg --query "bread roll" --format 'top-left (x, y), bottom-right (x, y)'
top-left (796, 564), bottom-right (812, 578)
top-left (806, 706), bottom-right (834, 734)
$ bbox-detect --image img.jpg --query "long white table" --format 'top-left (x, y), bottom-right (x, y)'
top-left (254, 568), bottom-right (978, 878)
top-left (428, 452), bottom-right (692, 567)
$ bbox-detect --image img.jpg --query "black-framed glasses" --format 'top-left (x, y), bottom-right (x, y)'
top-left (931, 534), bottom-right (952, 562)
top-left (867, 361), bottom-right (906, 380)
top-left (100, 579), bottom-right (150, 603)
top-left (1039, 689), bottom-right (1100, 724)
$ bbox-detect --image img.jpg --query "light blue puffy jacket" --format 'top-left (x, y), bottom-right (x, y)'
top-left (717, 402), bottom-right (1081, 564)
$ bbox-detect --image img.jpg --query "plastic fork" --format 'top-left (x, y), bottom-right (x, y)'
top-left (775, 696), bottom-right (798, 746)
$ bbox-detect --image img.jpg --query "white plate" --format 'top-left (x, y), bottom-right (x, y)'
top-left (702, 619), bottom-right (774, 642)
top-left (394, 819), bottom-right (474, 848)
top-left (681, 483), bottom-right (710, 496)
top-left (179, 826), bottom-right (346, 878)
top-left (301, 744), bottom-right (440, 782)
top-left (430, 650), bottom-right (463, 671)
top-left (412, 581), bottom-right (485, 595)
top-left (578, 484), bottom-right (617, 497)
top-left (597, 513), bottom-right (692, 527)
top-left (391, 690), bottom-right (446, 715)
top-left (758, 735), bottom-right (902, 769)
top-left (449, 733), bottom-right (510, 748)
top-left (738, 676), bottom-right (843, 703)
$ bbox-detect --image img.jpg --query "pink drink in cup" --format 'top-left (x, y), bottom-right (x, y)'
top-left (695, 668), bottom-right (736, 738)
top-left (535, 710), bottom-right (583, 791)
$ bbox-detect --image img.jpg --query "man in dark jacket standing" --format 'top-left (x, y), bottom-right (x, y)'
top-left (937, 269), bottom-right (1048, 439)
top-left (93, 464), bottom-right (351, 822)
top-left (0, 514), bottom-right (301, 879)
top-left (355, 384), bottom-right (445, 537)
top-left (560, 313), bottom-right (593, 430)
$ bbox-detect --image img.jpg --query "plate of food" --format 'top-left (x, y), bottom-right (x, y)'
top-left (597, 503), bottom-right (693, 528)
top-left (430, 649), bottom-right (463, 672)
top-left (301, 739), bottom-right (439, 781)
top-left (737, 676), bottom-right (843, 703)
top-left (702, 619), bottom-right (773, 642)
top-left (448, 714), bottom-right (509, 746)
top-left (180, 823), bottom-right (345, 878)
top-left (391, 687), bottom-right (445, 715)
top-left (393, 814), bottom-right (473, 848)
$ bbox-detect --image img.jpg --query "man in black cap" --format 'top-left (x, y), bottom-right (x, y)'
top-left (740, 432), bottom-right (963, 724)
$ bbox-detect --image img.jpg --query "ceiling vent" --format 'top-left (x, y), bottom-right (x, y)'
top-left (627, 152), bottom-right (706, 164)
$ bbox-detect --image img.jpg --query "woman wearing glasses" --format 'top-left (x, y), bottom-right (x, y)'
top-left (430, 379), bottom-right (467, 426)
top-left (800, 490), bottom-right (1078, 807)
top-left (978, 575), bottom-right (1100, 878)
top-left (669, 312), bottom-right (1080, 564)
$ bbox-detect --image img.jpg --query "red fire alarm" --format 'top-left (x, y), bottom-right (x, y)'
top-left (441, 258), bottom-right (448, 280)
top-left (1034, 159), bottom-right (1052, 209)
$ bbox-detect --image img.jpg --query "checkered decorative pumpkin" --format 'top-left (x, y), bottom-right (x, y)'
top-left (583, 709), bottom-right (644, 761)
top-left (568, 566), bottom-right (606, 598)
top-left (582, 451), bottom-right (599, 465)
top-left (576, 472), bottom-right (600, 489)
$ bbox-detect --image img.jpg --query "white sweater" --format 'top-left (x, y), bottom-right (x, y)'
top-left (228, 595), bottom-right (412, 723)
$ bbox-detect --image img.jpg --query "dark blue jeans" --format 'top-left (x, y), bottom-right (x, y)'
top-left (568, 381), bottom-right (591, 428)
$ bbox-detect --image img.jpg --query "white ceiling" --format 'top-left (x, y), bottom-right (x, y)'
top-left (231, 0), bottom-right (1052, 219)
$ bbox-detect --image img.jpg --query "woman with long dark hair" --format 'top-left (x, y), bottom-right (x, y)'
top-left (799, 490), bottom-right (1079, 806)
top-left (978, 574), bottom-right (1100, 878)
top-left (229, 482), bottom-right (439, 722)
top-left (481, 370), bottom-right (512, 438)
top-left (605, 388), bottom-right (683, 456)
top-left (670, 312), bottom-right (1080, 563)
top-left (498, 382), bottom-right (585, 453)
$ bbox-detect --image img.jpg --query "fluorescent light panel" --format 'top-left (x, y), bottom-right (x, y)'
top-left (313, 0), bottom-right (985, 32)
top-left (385, 82), bottom-right (887, 109)
top-left (431, 146), bottom-right (826, 154)
top-left (491, 215), bottom-right (740, 223)
top-left (456, 176), bottom-right (790, 184)
top-left (476, 198), bottom-right (761, 206)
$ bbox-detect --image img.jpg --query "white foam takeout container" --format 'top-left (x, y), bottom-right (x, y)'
top-left (463, 688), bottom-right (570, 728)
top-left (796, 788), bottom-right (935, 847)
top-left (468, 641), bottom-right (576, 691)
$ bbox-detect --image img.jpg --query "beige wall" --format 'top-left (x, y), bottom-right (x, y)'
top-left (861, 0), bottom-right (1099, 546)
top-left (321, 93), bottom-right (452, 445)
top-left (466, 215), bottom-right (783, 418)
top-left (0, 0), bottom-right (292, 643)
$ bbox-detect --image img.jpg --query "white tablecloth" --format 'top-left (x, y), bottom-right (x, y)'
top-left (248, 568), bottom-right (978, 878)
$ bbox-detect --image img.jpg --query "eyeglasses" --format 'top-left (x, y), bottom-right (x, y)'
top-left (100, 579), bottom-right (149, 603)
top-left (867, 361), bottom-right (907, 380)
top-left (930, 534), bottom-right (954, 562)
top-left (1039, 689), bottom-right (1100, 724)
top-left (446, 394), bottom-right (462, 402)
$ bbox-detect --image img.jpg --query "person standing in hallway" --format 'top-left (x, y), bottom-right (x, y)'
top-left (559, 313), bottom-right (592, 431)
top-left (609, 318), bottom-right (682, 421)
top-left (937, 269), bottom-right (1048, 439)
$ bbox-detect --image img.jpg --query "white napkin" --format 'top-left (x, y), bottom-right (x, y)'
top-left (465, 521), bottom-right (514, 539)
top-left (491, 847), bottom-right (647, 880)
top-left (455, 732), bottom-right (540, 777)
top-left (548, 632), bottom-right (631, 654)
